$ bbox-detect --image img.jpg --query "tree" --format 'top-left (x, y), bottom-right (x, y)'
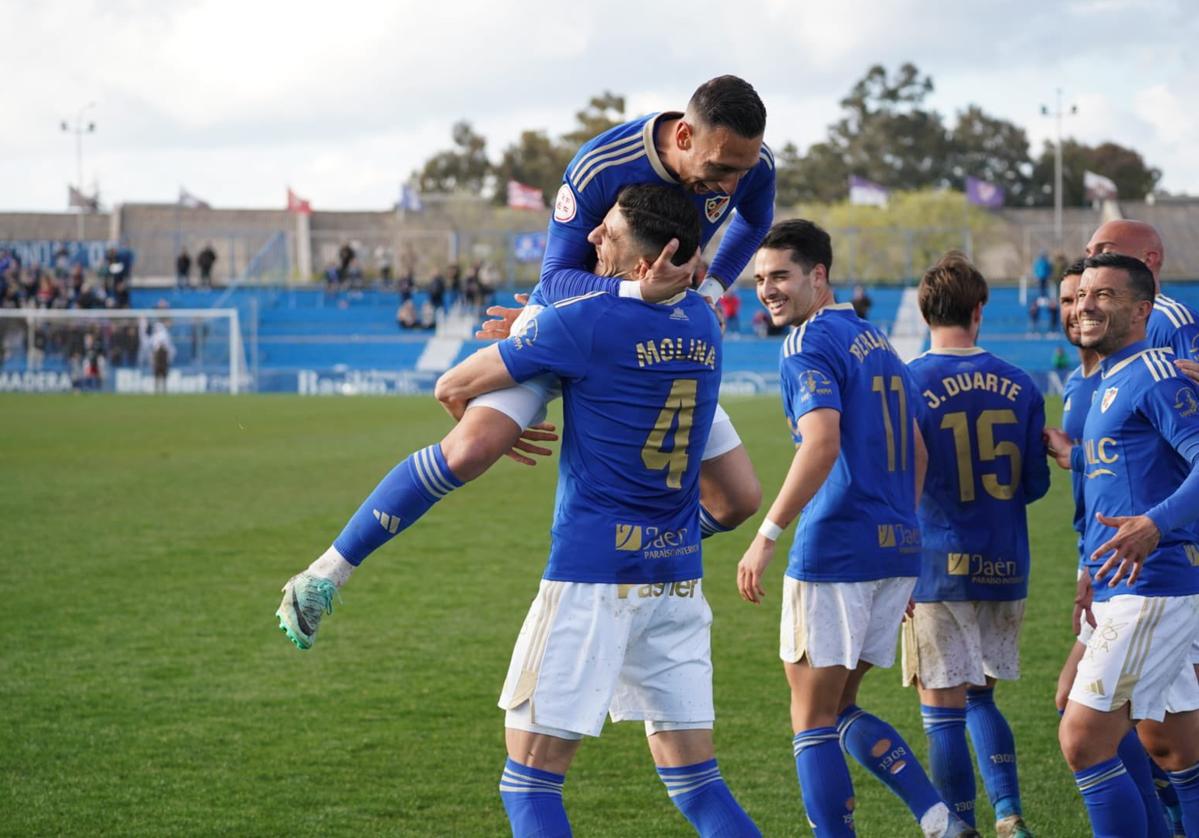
top-left (560, 92), bottom-right (626, 155)
top-left (775, 140), bottom-right (849, 206)
top-left (946, 105), bottom-right (1034, 206)
top-left (493, 130), bottom-right (574, 206)
top-left (1030, 139), bottom-right (1161, 206)
top-left (416, 121), bottom-right (492, 194)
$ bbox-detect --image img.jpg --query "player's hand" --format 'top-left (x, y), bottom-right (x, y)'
top-left (638, 240), bottom-right (700, 304)
top-left (1043, 427), bottom-right (1073, 469)
top-left (904, 597), bottom-right (916, 622)
top-left (1072, 572), bottom-right (1096, 634)
top-left (736, 535), bottom-right (775, 604)
top-left (1091, 513), bottom-right (1160, 588)
top-left (504, 422), bottom-right (559, 467)
top-left (1175, 358), bottom-right (1199, 386)
top-left (475, 294), bottom-right (529, 340)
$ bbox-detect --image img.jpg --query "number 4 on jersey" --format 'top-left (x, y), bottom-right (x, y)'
top-left (642, 379), bottom-right (697, 489)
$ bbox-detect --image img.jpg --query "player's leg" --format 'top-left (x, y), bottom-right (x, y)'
top-left (834, 581), bottom-right (974, 838)
top-left (1060, 702), bottom-right (1145, 837)
top-left (785, 657), bottom-right (857, 837)
top-left (696, 405), bottom-right (760, 537)
top-left (966, 601), bottom-right (1031, 837)
top-left (903, 601), bottom-right (980, 827)
top-left (277, 380), bottom-right (549, 649)
top-left (1137, 677), bottom-right (1199, 836)
top-left (501, 728), bottom-right (580, 837)
top-left (614, 581), bottom-right (759, 837)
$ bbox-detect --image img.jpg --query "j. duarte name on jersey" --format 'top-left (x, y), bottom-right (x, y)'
top-left (634, 336), bottom-right (718, 369)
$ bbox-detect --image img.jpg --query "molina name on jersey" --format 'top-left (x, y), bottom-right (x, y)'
top-left (908, 348), bottom-right (1050, 602)
top-left (1077, 341), bottom-right (1199, 601)
top-left (534, 112), bottom-right (776, 305)
top-left (779, 303), bottom-right (922, 583)
top-left (497, 289), bottom-right (722, 584)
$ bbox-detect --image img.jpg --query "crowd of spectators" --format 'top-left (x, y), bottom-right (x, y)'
top-left (395, 261), bottom-right (498, 332)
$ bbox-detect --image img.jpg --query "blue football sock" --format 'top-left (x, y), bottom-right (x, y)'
top-left (332, 444), bottom-right (463, 564)
top-left (921, 705), bottom-right (976, 826)
top-left (1151, 760), bottom-right (1185, 835)
top-left (837, 706), bottom-right (943, 823)
top-left (1167, 762), bottom-right (1199, 837)
top-left (499, 758), bottom-right (571, 837)
top-left (698, 506), bottom-right (734, 539)
top-left (965, 688), bottom-right (1021, 820)
top-left (1117, 729), bottom-right (1173, 838)
top-left (656, 759), bottom-right (761, 837)
top-left (793, 727), bottom-right (856, 837)
top-left (1075, 757), bottom-right (1149, 838)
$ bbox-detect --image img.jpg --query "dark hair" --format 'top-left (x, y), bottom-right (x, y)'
top-left (686, 75), bottom-right (766, 139)
top-left (758, 219), bottom-right (833, 276)
top-left (1083, 253), bottom-right (1155, 303)
top-left (919, 251), bottom-right (989, 329)
top-left (616, 185), bottom-right (701, 267)
top-left (1062, 257), bottom-right (1087, 280)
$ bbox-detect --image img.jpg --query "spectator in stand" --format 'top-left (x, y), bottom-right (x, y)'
top-left (54, 246), bottom-right (70, 281)
top-left (1046, 291), bottom-right (1060, 331)
top-left (75, 331), bottom-right (105, 391)
top-left (427, 270), bottom-right (446, 311)
top-left (396, 299), bottom-right (419, 330)
top-left (197, 243), bottom-right (217, 288)
top-left (851, 283), bottom-right (873, 320)
top-left (66, 266), bottom-right (86, 307)
top-left (719, 287), bottom-right (742, 333)
top-left (35, 274), bottom-right (61, 309)
top-left (446, 264), bottom-right (461, 309)
top-left (338, 242), bottom-right (356, 284)
top-left (752, 308), bottom-right (785, 337)
top-left (463, 264), bottom-right (483, 314)
top-left (176, 248), bottom-right (192, 289)
top-left (323, 262), bottom-right (341, 293)
top-left (397, 268), bottom-right (414, 303)
top-left (1051, 345), bottom-right (1070, 371)
top-left (376, 247), bottom-right (394, 286)
top-left (419, 299), bottom-right (437, 329)
top-left (1033, 249), bottom-right (1052, 297)
top-left (110, 275), bottom-right (131, 309)
top-left (346, 257), bottom-right (365, 289)
top-left (142, 314), bottom-right (175, 394)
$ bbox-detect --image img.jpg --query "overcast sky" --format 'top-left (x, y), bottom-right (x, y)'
top-left (3, 0), bottom-right (1195, 212)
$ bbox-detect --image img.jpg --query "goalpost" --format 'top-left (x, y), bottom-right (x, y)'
top-left (0, 308), bottom-right (246, 394)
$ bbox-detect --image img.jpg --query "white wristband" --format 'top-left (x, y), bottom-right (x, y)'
top-left (758, 518), bottom-right (784, 542)
top-left (618, 281), bottom-right (645, 300)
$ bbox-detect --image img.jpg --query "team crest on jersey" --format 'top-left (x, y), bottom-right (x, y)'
top-left (1100, 387), bottom-right (1119, 413)
top-left (799, 369), bottom-right (833, 402)
top-left (1174, 385), bottom-right (1199, 418)
top-left (553, 184), bottom-right (577, 223)
top-left (704, 195), bottom-right (730, 223)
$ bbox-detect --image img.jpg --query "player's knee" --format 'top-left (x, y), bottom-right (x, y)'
top-left (440, 428), bottom-right (506, 482)
top-left (1058, 716), bottom-right (1106, 771)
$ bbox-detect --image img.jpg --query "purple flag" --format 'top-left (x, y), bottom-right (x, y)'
top-left (848, 175), bottom-right (889, 207)
top-left (965, 176), bottom-right (1004, 209)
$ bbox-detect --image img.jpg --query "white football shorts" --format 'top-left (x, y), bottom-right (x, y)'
top-left (1068, 593), bottom-right (1199, 722)
top-left (500, 578), bottom-right (714, 739)
top-left (468, 305), bottom-right (742, 460)
top-left (780, 576), bottom-right (916, 669)
top-left (901, 599), bottom-right (1025, 689)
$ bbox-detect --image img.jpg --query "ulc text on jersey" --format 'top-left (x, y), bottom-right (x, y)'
top-left (922, 372), bottom-right (1023, 409)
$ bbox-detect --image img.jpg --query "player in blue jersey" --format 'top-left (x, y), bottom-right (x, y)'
top-left (1044, 253), bottom-right (1199, 838)
top-left (902, 253), bottom-right (1049, 838)
top-left (737, 220), bottom-right (977, 838)
top-left (276, 77), bottom-right (771, 649)
top-left (434, 184), bottom-right (759, 837)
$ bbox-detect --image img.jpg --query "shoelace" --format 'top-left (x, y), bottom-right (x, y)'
top-left (301, 578), bottom-right (337, 621)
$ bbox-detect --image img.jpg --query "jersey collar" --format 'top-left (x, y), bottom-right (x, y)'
top-left (1100, 339), bottom-right (1154, 378)
top-left (644, 112), bottom-right (683, 185)
top-left (927, 346), bottom-right (986, 356)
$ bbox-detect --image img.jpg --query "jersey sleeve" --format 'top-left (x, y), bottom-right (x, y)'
top-left (780, 339), bottom-right (842, 424)
top-left (497, 298), bottom-right (598, 383)
top-left (1138, 377), bottom-right (1199, 462)
top-left (706, 158), bottom-right (775, 288)
top-left (1169, 324), bottom-right (1199, 361)
top-left (1021, 389), bottom-right (1051, 502)
top-left (536, 177), bottom-right (622, 303)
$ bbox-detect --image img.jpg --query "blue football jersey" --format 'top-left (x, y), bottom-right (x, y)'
top-left (1148, 293), bottom-right (1199, 360)
top-left (1078, 341), bottom-right (1199, 601)
top-left (533, 112), bottom-right (776, 305)
top-left (779, 304), bottom-right (922, 582)
top-left (497, 289), bottom-right (721, 584)
top-left (908, 348), bottom-right (1050, 601)
top-left (1061, 361), bottom-right (1102, 543)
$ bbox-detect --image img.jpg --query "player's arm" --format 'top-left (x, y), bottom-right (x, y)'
top-left (539, 181), bottom-right (694, 304)
top-left (704, 161), bottom-right (775, 295)
top-left (434, 345), bottom-right (517, 421)
top-left (913, 417), bottom-right (928, 508)
top-left (1092, 381), bottom-right (1199, 587)
top-left (737, 408), bottom-right (840, 604)
top-left (1022, 392), bottom-right (1052, 502)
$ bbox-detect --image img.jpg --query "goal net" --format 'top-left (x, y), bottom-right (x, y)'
top-left (0, 308), bottom-right (247, 394)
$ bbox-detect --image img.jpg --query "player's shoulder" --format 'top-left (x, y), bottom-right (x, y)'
top-left (1153, 292), bottom-right (1199, 328)
top-left (1108, 346), bottom-right (1181, 396)
top-left (980, 349), bottom-right (1039, 390)
top-left (565, 115), bottom-right (655, 197)
top-left (549, 289), bottom-right (614, 314)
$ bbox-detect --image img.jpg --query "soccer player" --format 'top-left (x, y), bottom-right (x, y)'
top-left (1044, 253), bottom-right (1199, 838)
top-left (435, 184), bottom-right (759, 837)
top-left (737, 220), bottom-right (976, 838)
top-left (276, 76), bottom-right (773, 649)
top-left (903, 252), bottom-right (1049, 838)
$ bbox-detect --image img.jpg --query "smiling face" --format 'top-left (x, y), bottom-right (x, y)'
top-left (1059, 270), bottom-right (1085, 347)
top-left (754, 246), bottom-right (827, 328)
top-left (586, 204), bottom-right (642, 279)
top-left (1074, 266), bottom-right (1152, 355)
top-left (673, 120), bottom-right (762, 196)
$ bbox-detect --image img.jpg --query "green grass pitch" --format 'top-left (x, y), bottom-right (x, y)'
top-left (1, 393), bottom-right (1090, 836)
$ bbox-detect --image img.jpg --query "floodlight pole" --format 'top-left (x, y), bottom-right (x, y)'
top-left (61, 102), bottom-right (97, 240)
top-left (1040, 89), bottom-right (1077, 251)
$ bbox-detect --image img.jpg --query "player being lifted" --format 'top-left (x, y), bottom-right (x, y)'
top-left (902, 252), bottom-right (1049, 838)
top-left (1044, 254), bottom-right (1199, 838)
top-left (276, 75), bottom-right (774, 649)
top-left (435, 184), bottom-right (760, 837)
top-left (737, 220), bottom-right (977, 838)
